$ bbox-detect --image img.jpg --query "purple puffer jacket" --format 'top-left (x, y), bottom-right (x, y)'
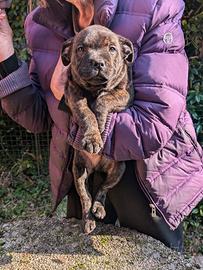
top-left (0, 0), bottom-right (203, 230)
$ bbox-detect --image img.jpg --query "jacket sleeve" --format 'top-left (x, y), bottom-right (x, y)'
top-left (100, 0), bottom-right (189, 161)
top-left (0, 57), bottom-right (52, 133)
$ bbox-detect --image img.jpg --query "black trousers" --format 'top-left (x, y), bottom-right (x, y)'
top-left (67, 160), bottom-right (183, 252)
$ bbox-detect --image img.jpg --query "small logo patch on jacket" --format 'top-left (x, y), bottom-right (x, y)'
top-left (163, 32), bottom-right (173, 45)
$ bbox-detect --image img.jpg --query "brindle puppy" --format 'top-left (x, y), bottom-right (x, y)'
top-left (62, 25), bottom-right (134, 234)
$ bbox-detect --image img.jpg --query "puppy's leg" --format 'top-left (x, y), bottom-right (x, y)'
top-left (66, 82), bottom-right (103, 154)
top-left (92, 161), bottom-right (126, 219)
top-left (93, 88), bottom-right (132, 133)
top-left (73, 151), bottom-right (96, 234)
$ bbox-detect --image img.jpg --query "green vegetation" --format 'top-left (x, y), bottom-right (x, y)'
top-left (182, 0), bottom-right (203, 255)
top-left (0, 0), bottom-right (202, 256)
top-left (7, 0), bottom-right (29, 60)
top-left (183, 0), bottom-right (203, 145)
top-left (0, 162), bottom-right (51, 221)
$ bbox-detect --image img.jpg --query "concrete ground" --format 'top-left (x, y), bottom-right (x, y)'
top-left (0, 217), bottom-right (202, 270)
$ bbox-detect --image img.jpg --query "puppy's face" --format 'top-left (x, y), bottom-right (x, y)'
top-left (62, 25), bottom-right (134, 88)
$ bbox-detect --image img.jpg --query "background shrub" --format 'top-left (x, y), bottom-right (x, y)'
top-left (183, 0), bottom-right (203, 144)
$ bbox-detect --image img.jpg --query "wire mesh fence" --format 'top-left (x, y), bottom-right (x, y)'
top-left (0, 108), bottom-right (50, 177)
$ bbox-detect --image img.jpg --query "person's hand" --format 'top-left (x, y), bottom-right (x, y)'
top-left (0, 9), bottom-right (14, 62)
top-left (0, 1), bottom-right (13, 9)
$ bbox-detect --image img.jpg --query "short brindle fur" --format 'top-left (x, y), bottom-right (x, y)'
top-left (62, 25), bottom-right (134, 234)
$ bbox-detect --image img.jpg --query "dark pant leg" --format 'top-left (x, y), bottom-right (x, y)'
top-left (108, 160), bottom-right (183, 252)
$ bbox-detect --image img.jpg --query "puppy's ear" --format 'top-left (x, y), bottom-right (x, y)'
top-left (119, 36), bottom-right (134, 65)
top-left (61, 37), bottom-right (74, 66)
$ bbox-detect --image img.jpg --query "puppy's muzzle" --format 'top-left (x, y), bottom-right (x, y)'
top-left (89, 58), bottom-right (106, 71)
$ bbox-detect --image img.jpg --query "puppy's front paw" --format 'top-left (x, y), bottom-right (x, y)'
top-left (92, 201), bottom-right (106, 220)
top-left (81, 132), bottom-right (103, 154)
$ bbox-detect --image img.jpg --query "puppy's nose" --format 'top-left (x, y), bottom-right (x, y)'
top-left (90, 59), bottom-right (105, 70)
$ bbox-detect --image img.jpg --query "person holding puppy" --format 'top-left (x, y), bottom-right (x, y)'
top-left (0, 0), bottom-right (202, 252)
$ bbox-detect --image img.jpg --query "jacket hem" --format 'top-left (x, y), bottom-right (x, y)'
top-left (135, 163), bottom-right (203, 230)
top-left (168, 189), bottom-right (203, 230)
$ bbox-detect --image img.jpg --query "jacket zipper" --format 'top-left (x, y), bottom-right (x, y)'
top-left (135, 167), bottom-right (175, 230)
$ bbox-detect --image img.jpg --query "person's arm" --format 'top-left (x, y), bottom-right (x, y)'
top-left (103, 0), bottom-right (188, 160)
top-left (0, 9), bottom-right (52, 133)
top-left (68, 0), bottom-right (188, 160)
top-left (102, 0), bottom-right (188, 160)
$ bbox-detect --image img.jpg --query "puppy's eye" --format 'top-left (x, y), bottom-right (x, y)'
top-left (109, 46), bottom-right (117, 53)
top-left (77, 46), bottom-right (84, 52)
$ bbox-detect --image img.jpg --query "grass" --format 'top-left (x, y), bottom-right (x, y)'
top-left (184, 204), bottom-right (203, 255)
top-left (0, 169), bottom-right (51, 222)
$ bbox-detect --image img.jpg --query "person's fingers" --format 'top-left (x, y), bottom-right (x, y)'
top-left (0, 8), bottom-right (14, 61)
top-left (0, 8), bottom-right (6, 14)
top-left (0, 9), bottom-right (12, 35)
top-left (0, 15), bottom-right (6, 20)
top-left (0, 9), bottom-right (6, 19)
top-left (0, 9), bottom-right (7, 22)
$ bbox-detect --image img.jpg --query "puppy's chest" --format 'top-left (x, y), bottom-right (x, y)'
top-left (80, 151), bottom-right (110, 171)
top-left (83, 90), bottom-right (97, 106)
top-left (83, 89), bottom-right (106, 104)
